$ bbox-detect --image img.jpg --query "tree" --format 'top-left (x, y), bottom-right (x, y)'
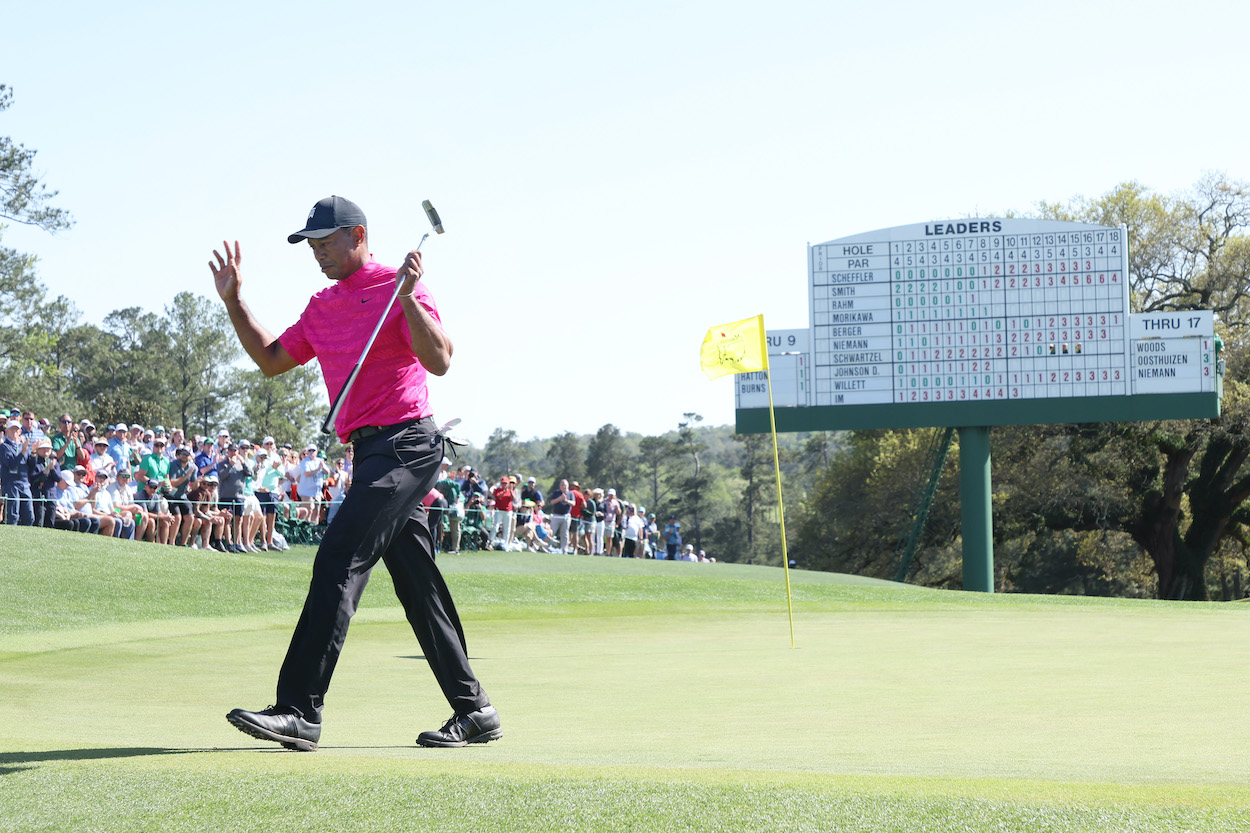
top-left (162, 292), bottom-right (240, 435)
top-left (0, 86), bottom-right (73, 232)
top-left (585, 423), bottom-right (628, 489)
top-left (545, 431), bottom-right (585, 491)
top-left (1024, 175), bottom-right (1250, 599)
top-left (676, 412), bottom-right (708, 551)
top-left (236, 363), bottom-right (322, 446)
top-left (737, 432), bottom-right (772, 556)
top-left (483, 427), bottom-right (523, 477)
top-left (634, 434), bottom-right (675, 510)
top-left (0, 84), bottom-right (73, 413)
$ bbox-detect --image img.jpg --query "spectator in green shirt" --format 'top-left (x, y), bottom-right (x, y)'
top-left (138, 439), bottom-right (171, 490)
top-left (435, 458), bottom-right (463, 553)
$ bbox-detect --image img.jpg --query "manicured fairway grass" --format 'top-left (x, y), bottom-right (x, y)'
top-left (3, 526), bottom-right (1250, 831)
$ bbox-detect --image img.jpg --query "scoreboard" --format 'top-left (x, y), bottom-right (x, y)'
top-left (813, 219), bottom-right (1130, 406)
top-left (736, 219), bottom-right (1221, 433)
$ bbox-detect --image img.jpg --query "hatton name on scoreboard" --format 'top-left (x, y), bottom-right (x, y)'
top-left (736, 218), bottom-right (1222, 432)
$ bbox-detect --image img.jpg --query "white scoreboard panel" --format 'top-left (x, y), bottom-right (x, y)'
top-left (1129, 311), bottom-right (1217, 394)
top-left (735, 329), bottom-right (810, 409)
top-left (810, 219), bottom-right (1130, 406)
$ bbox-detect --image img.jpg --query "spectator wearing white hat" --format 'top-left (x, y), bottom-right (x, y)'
top-left (125, 425), bottom-right (147, 472)
top-left (90, 473), bottom-right (134, 539)
top-left (106, 469), bottom-right (144, 538)
top-left (60, 466), bottom-right (116, 536)
top-left (28, 438), bottom-right (60, 528)
top-left (190, 473), bottom-right (228, 551)
top-left (166, 428), bottom-right (186, 462)
top-left (54, 468), bottom-right (99, 534)
top-left (107, 425), bottom-right (130, 473)
top-left (90, 437), bottom-right (118, 482)
top-left (434, 459), bottom-right (462, 553)
top-left (135, 476), bottom-right (175, 544)
top-left (1, 419), bottom-right (34, 525)
top-left (216, 444), bottom-right (252, 551)
top-left (296, 444), bottom-right (330, 525)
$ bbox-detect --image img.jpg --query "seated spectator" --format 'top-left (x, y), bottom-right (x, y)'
top-left (515, 500), bottom-right (558, 552)
top-left (90, 437), bottom-right (118, 481)
top-left (91, 473), bottom-right (135, 539)
top-left (134, 477), bottom-right (175, 544)
top-left (54, 468), bottom-right (103, 535)
top-left (191, 474), bottom-right (229, 551)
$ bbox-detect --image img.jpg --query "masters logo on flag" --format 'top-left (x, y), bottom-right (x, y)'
top-left (700, 314), bottom-right (768, 380)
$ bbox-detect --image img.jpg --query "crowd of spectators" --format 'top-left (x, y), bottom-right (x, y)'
top-left (0, 408), bottom-right (349, 552)
top-left (3, 407), bottom-right (716, 563)
top-left (428, 459), bottom-right (716, 562)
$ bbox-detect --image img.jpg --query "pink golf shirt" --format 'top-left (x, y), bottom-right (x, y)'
top-left (279, 257), bottom-right (441, 443)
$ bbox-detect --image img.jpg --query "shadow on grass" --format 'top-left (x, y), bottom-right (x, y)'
top-left (0, 747), bottom-right (256, 775)
top-left (1, 744), bottom-right (434, 775)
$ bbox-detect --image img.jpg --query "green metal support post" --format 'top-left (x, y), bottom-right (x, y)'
top-left (958, 425), bottom-right (994, 592)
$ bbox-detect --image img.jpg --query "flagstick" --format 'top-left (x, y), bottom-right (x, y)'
top-left (753, 314), bottom-right (796, 649)
top-left (765, 366), bottom-right (796, 650)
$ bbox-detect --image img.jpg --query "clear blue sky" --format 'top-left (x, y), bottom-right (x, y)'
top-left (6, 0), bottom-right (1248, 444)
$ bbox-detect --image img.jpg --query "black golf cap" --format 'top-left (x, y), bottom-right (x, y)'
top-left (287, 195), bottom-right (367, 244)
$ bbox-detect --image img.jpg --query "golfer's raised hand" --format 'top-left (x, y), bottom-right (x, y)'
top-left (397, 249), bottom-right (423, 296)
top-left (210, 241), bottom-right (243, 301)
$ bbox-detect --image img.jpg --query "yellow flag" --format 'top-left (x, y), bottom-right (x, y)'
top-left (700, 314), bottom-right (769, 380)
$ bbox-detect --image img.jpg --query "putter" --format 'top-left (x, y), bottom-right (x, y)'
top-left (320, 200), bottom-right (445, 435)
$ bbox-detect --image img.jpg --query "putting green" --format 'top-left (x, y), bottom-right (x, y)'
top-left (3, 528), bottom-right (1250, 831)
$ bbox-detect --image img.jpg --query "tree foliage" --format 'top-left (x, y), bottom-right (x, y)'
top-left (0, 85), bottom-right (73, 233)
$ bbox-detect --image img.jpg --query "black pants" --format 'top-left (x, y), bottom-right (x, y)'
top-left (32, 495), bottom-right (56, 528)
top-left (274, 417), bottom-right (489, 721)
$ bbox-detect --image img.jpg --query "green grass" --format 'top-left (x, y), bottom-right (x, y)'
top-left (3, 526), bottom-right (1250, 831)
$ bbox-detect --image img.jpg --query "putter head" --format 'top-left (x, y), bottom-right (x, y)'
top-left (422, 200), bottom-right (444, 235)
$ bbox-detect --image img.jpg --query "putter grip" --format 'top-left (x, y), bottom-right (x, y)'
top-left (422, 200), bottom-right (444, 234)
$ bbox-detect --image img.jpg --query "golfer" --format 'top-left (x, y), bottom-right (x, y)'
top-left (210, 195), bottom-right (500, 751)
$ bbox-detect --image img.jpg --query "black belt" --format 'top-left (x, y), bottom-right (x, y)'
top-left (348, 417), bottom-right (425, 445)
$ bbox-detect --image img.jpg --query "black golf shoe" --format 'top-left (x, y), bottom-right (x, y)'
top-left (227, 706), bottom-right (321, 751)
top-left (416, 705), bottom-right (502, 748)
